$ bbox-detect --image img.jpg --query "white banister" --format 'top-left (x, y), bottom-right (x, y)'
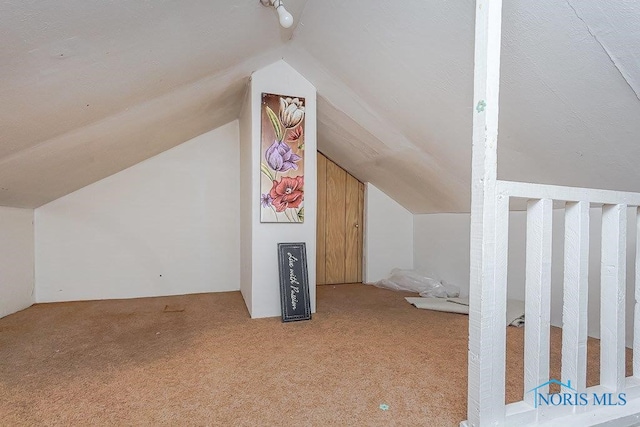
top-left (466, 0), bottom-right (640, 425)
top-left (600, 204), bottom-right (627, 392)
top-left (497, 180), bottom-right (640, 207)
top-left (561, 201), bottom-right (590, 393)
top-left (524, 198), bottom-right (553, 406)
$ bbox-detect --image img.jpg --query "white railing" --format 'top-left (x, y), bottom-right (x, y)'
top-left (465, 179), bottom-right (640, 426)
top-left (465, 1), bottom-right (640, 425)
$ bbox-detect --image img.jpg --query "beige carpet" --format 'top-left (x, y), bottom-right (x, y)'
top-left (0, 284), bottom-right (631, 426)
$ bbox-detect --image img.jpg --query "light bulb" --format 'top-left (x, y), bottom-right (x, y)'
top-left (276, 5), bottom-right (293, 28)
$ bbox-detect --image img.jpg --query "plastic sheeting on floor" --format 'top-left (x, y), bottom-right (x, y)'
top-left (405, 297), bottom-right (525, 327)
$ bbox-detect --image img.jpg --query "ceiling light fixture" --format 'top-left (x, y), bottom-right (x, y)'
top-left (260, 0), bottom-right (293, 29)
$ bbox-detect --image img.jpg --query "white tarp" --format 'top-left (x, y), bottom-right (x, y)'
top-left (405, 297), bottom-right (525, 327)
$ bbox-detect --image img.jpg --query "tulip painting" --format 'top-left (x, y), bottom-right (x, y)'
top-left (260, 93), bottom-right (305, 223)
top-left (265, 140), bottom-right (301, 173)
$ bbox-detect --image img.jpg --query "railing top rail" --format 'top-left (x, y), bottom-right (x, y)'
top-left (497, 180), bottom-right (640, 207)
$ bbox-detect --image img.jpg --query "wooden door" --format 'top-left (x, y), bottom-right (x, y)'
top-left (316, 152), bottom-right (364, 285)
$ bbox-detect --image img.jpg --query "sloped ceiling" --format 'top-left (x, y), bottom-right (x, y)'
top-left (292, 0), bottom-right (640, 213)
top-left (2, 0), bottom-right (640, 213)
top-left (0, 0), bottom-right (306, 207)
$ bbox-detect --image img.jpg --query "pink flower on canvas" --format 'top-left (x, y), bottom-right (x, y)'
top-left (269, 176), bottom-right (304, 212)
top-left (287, 126), bottom-right (303, 143)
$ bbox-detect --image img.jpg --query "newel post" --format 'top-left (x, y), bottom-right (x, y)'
top-left (466, 0), bottom-right (506, 425)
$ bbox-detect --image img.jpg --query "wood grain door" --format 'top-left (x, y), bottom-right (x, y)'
top-left (317, 152), bottom-right (364, 285)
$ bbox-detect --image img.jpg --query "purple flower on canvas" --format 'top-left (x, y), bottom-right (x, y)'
top-left (265, 140), bottom-right (302, 172)
top-left (261, 193), bottom-right (273, 208)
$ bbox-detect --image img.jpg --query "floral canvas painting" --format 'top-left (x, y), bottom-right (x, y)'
top-left (260, 93), bottom-right (305, 223)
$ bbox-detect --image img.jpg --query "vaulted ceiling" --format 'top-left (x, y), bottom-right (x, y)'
top-left (2, 0), bottom-right (639, 212)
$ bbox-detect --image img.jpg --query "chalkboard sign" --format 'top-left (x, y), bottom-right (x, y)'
top-left (277, 242), bottom-right (311, 322)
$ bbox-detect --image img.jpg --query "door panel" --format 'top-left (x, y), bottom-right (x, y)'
top-left (345, 174), bottom-right (360, 283)
top-left (316, 154), bottom-right (327, 285)
top-left (316, 152), bottom-right (364, 285)
top-left (325, 160), bottom-right (347, 284)
top-left (357, 182), bottom-right (364, 283)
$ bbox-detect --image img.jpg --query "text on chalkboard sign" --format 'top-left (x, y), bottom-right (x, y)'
top-left (277, 242), bottom-right (311, 322)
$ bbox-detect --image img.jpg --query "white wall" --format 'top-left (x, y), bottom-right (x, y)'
top-left (414, 209), bottom-right (637, 345)
top-left (35, 121), bottom-right (241, 302)
top-left (413, 213), bottom-right (471, 292)
top-left (364, 183), bottom-right (414, 283)
top-left (0, 207), bottom-right (35, 318)
top-left (244, 60), bottom-right (317, 319)
top-left (239, 88), bottom-right (253, 315)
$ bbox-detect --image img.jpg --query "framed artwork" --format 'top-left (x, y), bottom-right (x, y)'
top-left (260, 92), bottom-right (305, 223)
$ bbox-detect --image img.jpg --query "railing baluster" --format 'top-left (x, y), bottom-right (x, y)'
top-left (494, 193), bottom-right (510, 405)
top-left (488, 181), bottom-right (640, 425)
top-left (635, 207), bottom-right (640, 379)
top-left (524, 198), bottom-right (553, 406)
top-left (561, 201), bottom-right (590, 392)
top-left (600, 204), bottom-right (627, 392)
